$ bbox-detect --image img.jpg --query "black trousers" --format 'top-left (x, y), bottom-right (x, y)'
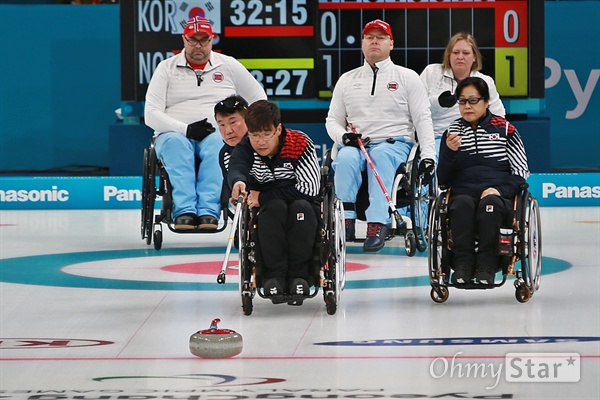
top-left (448, 194), bottom-right (512, 269)
top-left (256, 199), bottom-right (318, 281)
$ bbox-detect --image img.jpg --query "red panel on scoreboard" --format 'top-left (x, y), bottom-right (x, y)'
top-left (495, 1), bottom-right (529, 48)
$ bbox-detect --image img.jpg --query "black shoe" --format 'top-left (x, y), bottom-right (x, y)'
top-left (288, 278), bottom-right (309, 296)
top-left (474, 266), bottom-right (495, 285)
top-left (363, 223), bottom-right (389, 252)
top-left (345, 219), bottom-right (356, 241)
top-left (451, 265), bottom-right (474, 284)
top-left (174, 213), bottom-right (197, 230)
top-left (197, 215), bottom-right (218, 231)
top-left (263, 277), bottom-right (285, 297)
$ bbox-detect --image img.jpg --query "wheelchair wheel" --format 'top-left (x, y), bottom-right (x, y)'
top-left (520, 192), bottom-right (542, 294)
top-left (141, 145), bottom-right (157, 245)
top-left (238, 206), bottom-right (256, 316)
top-left (410, 158), bottom-right (436, 253)
top-left (515, 282), bottom-right (532, 303)
top-left (326, 196), bottom-right (346, 315)
top-left (153, 229), bottom-right (162, 250)
top-left (320, 179), bottom-right (346, 315)
top-left (427, 194), bottom-right (444, 281)
top-left (427, 193), bottom-right (450, 303)
top-left (242, 294), bottom-right (253, 316)
top-left (404, 231), bottom-right (417, 257)
top-left (430, 285), bottom-right (449, 303)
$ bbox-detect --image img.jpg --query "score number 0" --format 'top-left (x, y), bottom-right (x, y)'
top-left (495, 8), bottom-right (528, 96)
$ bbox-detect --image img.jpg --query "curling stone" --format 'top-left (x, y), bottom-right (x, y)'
top-left (189, 318), bottom-right (243, 358)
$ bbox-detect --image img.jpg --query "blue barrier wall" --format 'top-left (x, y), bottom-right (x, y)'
top-left (0, 2), bottom-right (598, 173)
top-left (0, 4), bottom-right (120, 172)
top-left (544, 1), bottom-right (600, 171)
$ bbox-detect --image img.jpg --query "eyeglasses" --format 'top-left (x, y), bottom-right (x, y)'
top-left (184, 35), bottom-right (212, 47)
top-left (457, 97), bottom-right (485, 105)
top-left (363, 34), bottom-right (390, 41)
top-left (248, 131), bottom-right (277, 141)
top-left (214, 99), bottom-right (248, 115)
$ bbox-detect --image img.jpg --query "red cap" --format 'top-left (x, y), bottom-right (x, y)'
top-left (362, 19), bottom-right (393, 40)
top-left (183, 16), bottom-right (216, 38)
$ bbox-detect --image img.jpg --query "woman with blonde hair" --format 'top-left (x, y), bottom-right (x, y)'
top-left (420, 32), bottom-right (506, 147)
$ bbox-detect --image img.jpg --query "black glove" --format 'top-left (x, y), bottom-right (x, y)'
top-left (418, 158), bottom-right (435, 185)
top-left (438, 90), bottom-right (457, 108)
top-left (186, 118), bottom-right (215, 142)
top-left (342, 132), bottom-right (370, 148)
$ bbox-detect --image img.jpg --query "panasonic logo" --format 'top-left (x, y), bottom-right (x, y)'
top-left (103, 186), bottom-right (142, 201)
top-left (542, 183), bottom-right (600, 199)
top-left (0, 186), bottom-right (69, 202)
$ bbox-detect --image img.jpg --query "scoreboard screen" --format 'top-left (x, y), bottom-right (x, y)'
top-left (120, 0), bottom-right (544, 102)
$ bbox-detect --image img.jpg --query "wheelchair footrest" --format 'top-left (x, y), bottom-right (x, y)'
top-left (267, 294), bottom-right (308, 306)
top-left (448, 281), bottom-right (504, 290)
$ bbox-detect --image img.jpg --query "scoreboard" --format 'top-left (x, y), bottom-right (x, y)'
top-left (120, 0), bottom-right (544, 103)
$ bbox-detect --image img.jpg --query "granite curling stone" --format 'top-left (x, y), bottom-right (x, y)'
top-left (189, 318), bottom-right (243, 358)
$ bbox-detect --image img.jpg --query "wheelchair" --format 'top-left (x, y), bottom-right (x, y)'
top-left (141, 139), bottom-right (230, 250)
top-left (325, 142), bottom-right (437, 256)
top-left (236, 165), bottom-right (346, 316)
top-left (427, 184), bottom-right (542, 303)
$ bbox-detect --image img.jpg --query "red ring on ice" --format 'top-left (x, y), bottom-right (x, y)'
top-left (162, 262), bottom-right (369, 275)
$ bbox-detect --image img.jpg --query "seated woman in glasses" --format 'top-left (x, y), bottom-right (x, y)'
top-left (214, 95), bottom-right (249, 203)
top-left (436, 76), bottom-right (530, 285)
top-left (228, 100), bottom-right (321, 298)
top-left (420, 32), bottom-right (506, 155)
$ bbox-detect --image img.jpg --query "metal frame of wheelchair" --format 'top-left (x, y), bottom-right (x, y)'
top-left (427, 184), bottom-right (542, 303)
top-left (326, 143), bottom-right (437, 256)
top-left (140, 139), bottom-right (230, 250)
top-left (237, 165), bottom-right (347, 316)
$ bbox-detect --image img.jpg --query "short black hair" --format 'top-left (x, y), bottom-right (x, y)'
top-left (214, 95), bottom-right (248, 117)
top-left (245, 100), bottom-right (281, 133)
top-left (455, 76), bottom-right (490, 100)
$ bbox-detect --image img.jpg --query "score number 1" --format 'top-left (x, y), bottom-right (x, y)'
top-left (495, 6), bottom-right (528, 96)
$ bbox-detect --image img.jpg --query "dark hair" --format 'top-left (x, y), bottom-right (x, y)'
top-left (455, 76), bottom-right (490, 100)
top-left (244, 100), bottom-right (281, 133)
top-left (214, 95), bottom-right (248, 117)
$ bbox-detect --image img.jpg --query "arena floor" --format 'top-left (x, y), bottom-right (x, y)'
top-left (1, 207), bottom-right (599, 399)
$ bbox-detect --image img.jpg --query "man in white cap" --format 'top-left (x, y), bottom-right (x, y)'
top-left (325, 19), bottom-right (436, 252)
top-left (145, 16), bottom-right (266, 230)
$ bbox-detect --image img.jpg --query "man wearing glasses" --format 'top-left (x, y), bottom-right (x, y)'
top-left (228, 100), bottom-right (321, 298)
top-left (145, 16), bottom-right (266, 231)
top-left (325, 19), bottom-right (437, 252)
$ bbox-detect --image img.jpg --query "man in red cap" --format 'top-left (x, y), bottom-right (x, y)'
top-left (145, 16), bottom-right (266, 231)
top-left (325, 19), bottom-right (436, 252)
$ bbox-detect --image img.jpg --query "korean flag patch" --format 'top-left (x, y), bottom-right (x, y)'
top-left (486, 205), bottom-right (494, 213)
top-left (297, 213), bottom-right (305, 221)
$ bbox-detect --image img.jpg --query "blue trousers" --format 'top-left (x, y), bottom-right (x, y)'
top-left (154, 131), bottom-right (223, 220)
top-left (332, 139), bottom-right (412, 224)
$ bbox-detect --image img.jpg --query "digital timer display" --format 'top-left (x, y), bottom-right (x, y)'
top-left (120, 0), bottom-right (543, 102)
top-left (219, 0), bottom-right (316, 98)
